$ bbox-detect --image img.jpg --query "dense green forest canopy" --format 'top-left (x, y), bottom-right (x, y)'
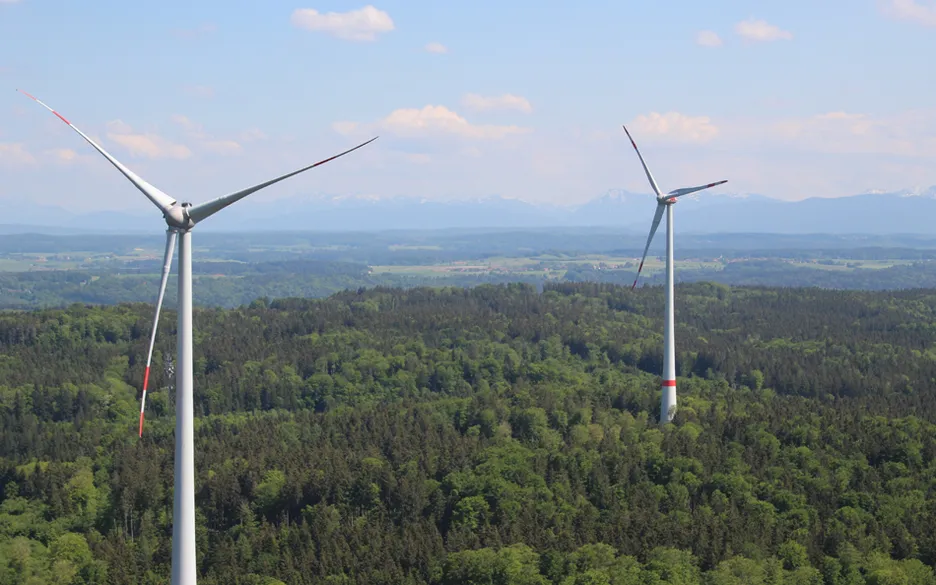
top-left (2, 283), bottom-right (936, 584)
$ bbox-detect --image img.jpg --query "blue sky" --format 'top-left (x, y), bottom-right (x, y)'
top-left (2, 0), bottom-right (936, 212)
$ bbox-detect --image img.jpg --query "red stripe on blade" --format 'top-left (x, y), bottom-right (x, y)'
top-left (53, 111), bottom-right (71, 125)
top-left (662, 380), bottom-right (677, 387)
top-left (138, 366), bottom-right (150, 437)
top-left (632, 261), bottom-right (644, 289)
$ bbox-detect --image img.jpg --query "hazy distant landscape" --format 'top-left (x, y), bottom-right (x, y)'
top-left (7, 187), bottom-right (936, 308)
top-left (4, 221), bottom-right (936, 309)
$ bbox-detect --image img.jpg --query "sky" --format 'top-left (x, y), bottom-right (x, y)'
top-left (1, 0), bottom-right (936, 212)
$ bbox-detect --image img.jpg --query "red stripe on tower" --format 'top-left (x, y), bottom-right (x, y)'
top-left (662, 380), bottom-right (677, 387)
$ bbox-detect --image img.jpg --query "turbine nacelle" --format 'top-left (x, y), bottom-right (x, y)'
top-left (164, 203), bottom-right (196, 231)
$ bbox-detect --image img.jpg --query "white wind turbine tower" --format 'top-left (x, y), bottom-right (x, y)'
top-left (19, 90), bottom-right (377, 585)
top-left (622, 125), bottom-right (726, 425)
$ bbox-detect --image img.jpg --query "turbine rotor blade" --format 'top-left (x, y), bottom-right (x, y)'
top-left (187, 136), bottom-right (379, 224)
top-left (622, 125), bottom-right (663, 197)
top-left (666, 180), bottom-right (728, 200)
top-left (632, 202), bottom-right (666, 290)
top-left (17, 90), bottom-right (177, 214)
top-left (139, 230), bottom-right (177, 437)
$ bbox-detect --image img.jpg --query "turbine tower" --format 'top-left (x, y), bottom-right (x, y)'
top-left (622, 125), bottom-right (726, 424)
top-left (20, 90), bottom-right (377, 585)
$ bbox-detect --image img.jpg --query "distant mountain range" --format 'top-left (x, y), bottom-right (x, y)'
top-left (5, 186), bottom-right (936, 235)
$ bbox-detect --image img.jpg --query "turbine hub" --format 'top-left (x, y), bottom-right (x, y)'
top-left (164, 202), bottom-right (195, 230)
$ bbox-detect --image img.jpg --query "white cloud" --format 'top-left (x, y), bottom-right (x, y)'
top-left (0, 143), bottom-right (35, 166)
top-left (105, 119), bottom-right (133, 135)
top-left (879, 0), bottom-right (936, 26)
top-left (183, 85), bottom-right (215, 99)
top-left (108, 133), bottom-right (192, 160)
top-left (169, 114), bottom-right (243, 155)
top-left (424, 42), bottom-right (448, 54)
top-left (635, 109), bottom-right (936, 199)
top-left (47, 148), bottom-right (78, 163)
top-left (696, 30), bottom-right (723, 47)
top-left (240, 128), bottom-right (268, 142)
top-left (630, 112), bottom-right (720, 143)
top-left (170, 114), bottom-right (199, 133)
top-left (202, 140), bottom-right (243, 155)
top-left (106, 119), bottom-right (192, 160)
top-left (43, 147), bottom-right (98, 166)
top-left (335, 105), bottom-right (531, 141)
top-left (332, 121), bottom-right (360, 135)
top-left (735, 18), bottom-right (793, 42)
top-left (291, 5), bottom-right (394, 41)
top-left (461, 93), bottom-right (533, 114)
top-left (769, 110), bottom-right (936, 158)
top-left (382, 105), bottom-right (527, 139)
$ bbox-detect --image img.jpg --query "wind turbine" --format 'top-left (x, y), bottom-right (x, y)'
top-left (622, 125), bottom-right (726, 425)
top-left (19, 90), bottom-right (377, 585)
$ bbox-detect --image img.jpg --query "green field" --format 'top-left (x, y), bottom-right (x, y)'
top-left (369, 254), bottom-right (909, 279)
top-left (783, 258), bottom-right (913, 271)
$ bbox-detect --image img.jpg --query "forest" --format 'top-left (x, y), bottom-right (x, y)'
top-left (2, 282), bottom-right (936, 584)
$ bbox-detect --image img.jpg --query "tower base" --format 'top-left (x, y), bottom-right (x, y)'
top-left (660, 381), bottom-right (677, 424)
